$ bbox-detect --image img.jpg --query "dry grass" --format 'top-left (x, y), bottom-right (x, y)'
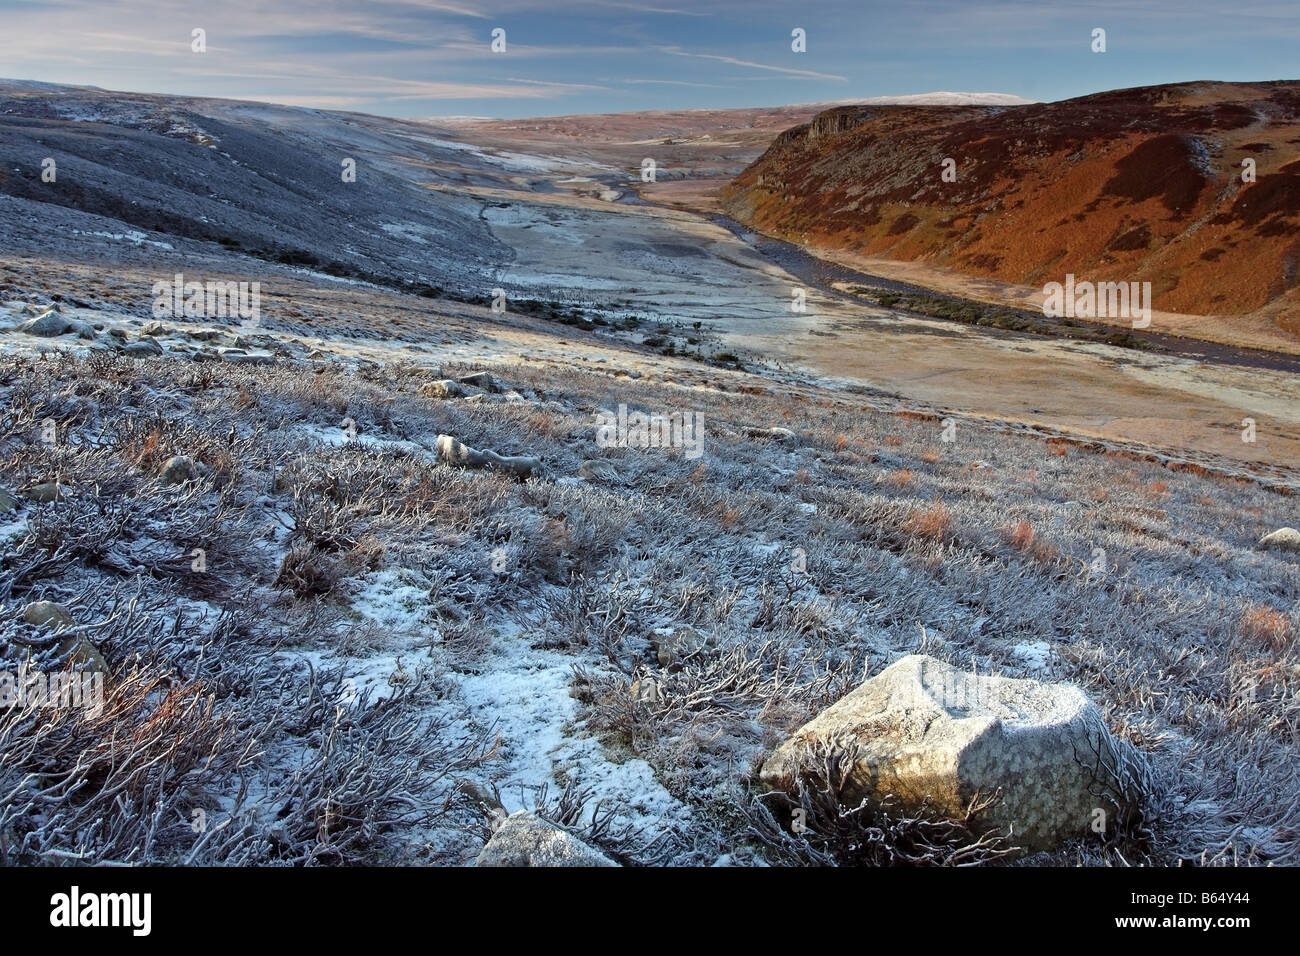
top-left (1, 338), bottom-right (1298, 867)
top-left (1239, 604), bottom-right (1295, 654)
top-left (885, 468), bottom-right (914, 488)
top-left (903, 503), bottom-right (953, 543)
top-left (1003, 519), bottom-right (1060, 564)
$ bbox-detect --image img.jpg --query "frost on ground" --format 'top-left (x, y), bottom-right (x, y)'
top-left (0, 283), bottom-right (1298, 867)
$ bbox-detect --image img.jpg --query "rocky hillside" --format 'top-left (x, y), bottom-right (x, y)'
top-left (722, 81), bottom-right (1300, 336)
top-left (0, 81), bottom-right (515, 297)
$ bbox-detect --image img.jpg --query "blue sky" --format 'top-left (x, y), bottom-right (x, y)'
top-left (2, 0), bottom-right (1298, 117)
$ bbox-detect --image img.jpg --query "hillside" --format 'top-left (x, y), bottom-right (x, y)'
top-left (2, 285), bottom-right (1298, 866)
top-left (1, 79), bottom-right (1299, 866)
top-left (722, 81), bottom-right (1300, 341)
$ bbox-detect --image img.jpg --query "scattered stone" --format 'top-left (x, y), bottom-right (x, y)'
top-left (22, 601), bottom-right (72, 630)
top-left (578, 459), bottom-right (621, 482)
top-left (158, 455), bottom-right (198, 486)
top-left (189, 329), bottom-right (222, 342)
top-left (652, 625), bottom-right (714, 667)
top-left (22, 481), bottom-right (68, 503)
top-left (1258, 527), bottom-right (1300, 552)
top-left (746, 426), bottom-right (797, 443)
top-left (141, 322), bottom-right (168, 337)
top-left (56, 636), bottom-right (109, 674)
top-left (418, 379), bottom-right (465, 399)
top-left (121, 336), bottom-right (163, 356)
top-left (436, 434), bottom-right (540, 478)
top-left (218, 348), bottom-right (274, 365)
top-left (475, 812), bottom-right (618, 867)
top-left (457, 371), bottom-right (497, 392)
top-left (759, 654), bottom-right (1145, 853)
top-left (19, 312), bottom-right (94, 339)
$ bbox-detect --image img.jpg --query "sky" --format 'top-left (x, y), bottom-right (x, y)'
top-left (1, 0), bottom-right (1298, 118)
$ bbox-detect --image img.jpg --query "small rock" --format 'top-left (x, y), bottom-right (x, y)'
top-left (22, 601), bottom-right (72, 630)
top-left (1258, 527), bottom-right (1300, 552)
top-left (218, 348), bottom-right (273, 365)
top-left (0, 488), bottom-right (18, 513)
top-left (418, 379), bottom-right (465, 399)
top-left (22, 481), bottom-right (68, 503)
top-left (56, 636), bottom-right (109, 674)
top-left (159, 455), bottom-right (198, 486)
top-left (475, 811), bottom-right (618, 867)
top-left (653, 625), bottom-right (714, 667)
top-left (457, 371), bottom-right (497, 392)
top-left (746, 426), bottom-right (797, 443)
top-left (578, 459), bottom-right (621, 482)
top-left (121, 337), bottom-right (163, 356)
top-left (141, 321), bottom-right (168, 337)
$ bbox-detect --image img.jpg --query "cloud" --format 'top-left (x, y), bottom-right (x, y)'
top-left (658, 46), bottom-right (847, 81)
top-left (623, 77), bottom-right (731, 87)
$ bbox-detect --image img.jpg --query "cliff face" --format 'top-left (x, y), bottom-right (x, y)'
top-left (722, 81), bottom-right (1300, 333)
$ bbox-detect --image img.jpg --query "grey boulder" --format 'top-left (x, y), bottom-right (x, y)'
top-left (1259, 527), bottom-right (1300, 552)
top-left (759, 654), bottom-right (1145, 853)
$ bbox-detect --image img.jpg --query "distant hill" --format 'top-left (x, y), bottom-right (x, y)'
top-left (722, 81), bottom-right (1300, 337)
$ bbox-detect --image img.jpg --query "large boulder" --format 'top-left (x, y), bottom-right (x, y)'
top-left (1259, 527), bottom-right (1300, 552)
top-left (759, 654), bottom-right (1144, 853)
top-left (475, 811), bottom-right (618, 867)
top-left (19, 311), bottom-right (94, 339)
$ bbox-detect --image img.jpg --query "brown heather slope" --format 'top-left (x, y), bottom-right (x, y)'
top-left (722, 81), bottom-right (1300, 344)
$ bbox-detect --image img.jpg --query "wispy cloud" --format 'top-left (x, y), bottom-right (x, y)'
top-left (623, 77), bottom-right (731, 87)
top-left (0, 0), bottom-right (1294, 117)
top-left (658, 46), bottom-right (847, 81)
